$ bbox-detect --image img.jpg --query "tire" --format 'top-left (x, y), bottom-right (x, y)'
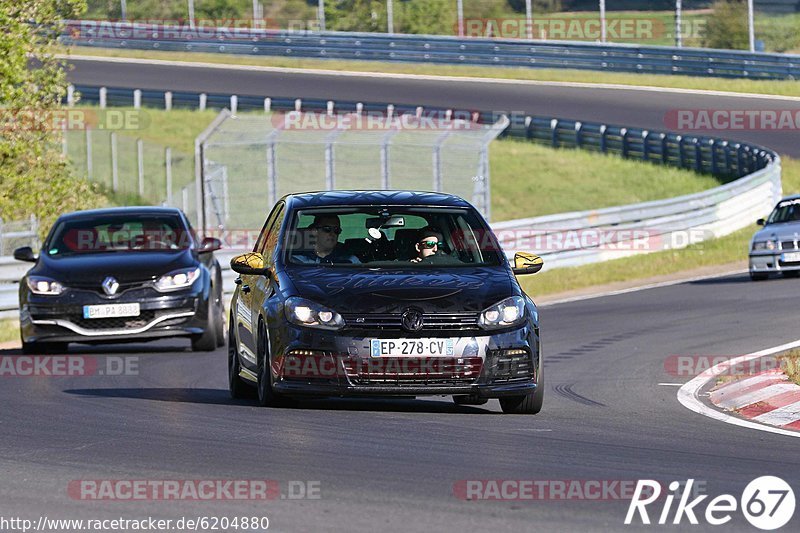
top-left (191, 297), bottom-right (218, 352)
top-left (750, 271), bottom-right (768, 281)
top-left (500, 374), bottom-right (544, 415)
top-left (256, 324), bottom-right (293, 408)
top-left (227, 319), bottom-right (248, 399)
top-left (782, 270), bottom-right (800, 278)
top-left (452, 395), bottom-right (488, 406)
top-left (21, 340), bottom-right (68, 355)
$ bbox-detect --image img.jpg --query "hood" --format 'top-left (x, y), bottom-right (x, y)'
top-left (285, 266), bottom-right (516, 314)
top-left (752, 222), bottom-right (800, 245)
top-left (34, 250), bottom-right (196, 284)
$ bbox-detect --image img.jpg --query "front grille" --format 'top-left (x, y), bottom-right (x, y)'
top-left (70, 311), bottom-right (157, 330)
top-left (486, 349), bottom-right (534, 384)
top-left (66, 280), bottom-right (153, 295)
top-left (342, 312), bottom-right (481, 332)
top-left (782, 241), bottom-right (797, 251)
top-left (343, 356), bottom-right (483, 386)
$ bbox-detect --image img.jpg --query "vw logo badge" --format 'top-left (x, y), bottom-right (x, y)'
top-left (401, 309), bottom-right (424, 332)
top-left (102, 276), bottom-right (120, 296)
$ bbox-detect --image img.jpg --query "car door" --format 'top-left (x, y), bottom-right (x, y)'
top-left (236, 203), bottom-right (284, 367)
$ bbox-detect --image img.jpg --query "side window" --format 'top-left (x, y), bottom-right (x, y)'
top-left (254, 203), bottom-right (284, 254)
top-left (258, 205), bottom-right (285, 260)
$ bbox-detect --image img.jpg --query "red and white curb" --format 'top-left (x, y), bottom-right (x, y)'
top-left (678, 339), bottom-right (800, 438)
top-left (710, 369), bottom-right (800, 430)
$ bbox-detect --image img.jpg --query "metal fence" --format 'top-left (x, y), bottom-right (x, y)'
top-left (62, 125), bottom-right (199, 224)
top-left (62, 21), bottom-right (800, 80)
top-left (198, 108), bottom-right (507, 231)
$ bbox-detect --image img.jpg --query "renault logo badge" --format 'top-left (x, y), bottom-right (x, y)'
top-left (102, 276), bottom-right (119, 296)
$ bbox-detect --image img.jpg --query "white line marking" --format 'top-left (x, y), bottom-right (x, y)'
top-left (658, 383), bottom-right (683, 386)
top-left (539, 268), bottom-right (746, 307)
top-left (716, 383), bottom-right (798, 410)
top-left (753, 400), bottom-right (800, 426)
top-left (62, 54), bottom-right (800, 103)
top-left (677, 338), bottom-right (800, 438)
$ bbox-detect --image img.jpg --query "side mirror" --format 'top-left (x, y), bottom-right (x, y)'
top-left (512, 252), bottom-right (544, 275)
top-left (13, 246), bottom-right (37, 263)
top-left (198, 237), bottom-right (222, 254)
top-left (757, 218), bottom-right (766, 226)
top-left (230, 252), bottom-right (268, 276)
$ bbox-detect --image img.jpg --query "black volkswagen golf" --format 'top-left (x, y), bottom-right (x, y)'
top-left (14, 207), bottom-right (225, 353)
top-left (228, 191), bottom-right (545, 414)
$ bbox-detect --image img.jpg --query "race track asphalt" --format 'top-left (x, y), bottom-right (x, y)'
top-left (2, 58), bottom-right (796, 531)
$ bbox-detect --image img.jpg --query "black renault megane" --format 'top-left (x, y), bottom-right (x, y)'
top-left (14, 206), bottom-right (225, 353)
top-left (228, 191), bottom-right (545, 414)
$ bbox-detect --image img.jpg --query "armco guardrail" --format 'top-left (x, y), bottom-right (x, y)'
top-left (71, 84), bottom-right (782, 265)
top-left (0, 84), bottom-right (780, 319)
top-left (62, 21), bottom-right (800, 80)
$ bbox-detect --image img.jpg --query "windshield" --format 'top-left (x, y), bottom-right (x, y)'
top-left (767, 199), bottom-right (800, 224)
top-left (284, 207), bottom-right (503, 268)
top-left (45, 214), bottom-right (193, 256)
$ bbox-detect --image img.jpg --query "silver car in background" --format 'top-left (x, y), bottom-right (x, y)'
top-left (749, 195), bottom-right (800, 280)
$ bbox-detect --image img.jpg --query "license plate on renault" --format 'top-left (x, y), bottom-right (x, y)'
top-left (370, 338), bottom-right (454, 357)
top-left (82, 303), bottom-right (140, 319)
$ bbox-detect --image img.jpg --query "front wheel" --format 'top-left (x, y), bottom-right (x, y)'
top-left (256, 325), bottom-right (293, 408)
top-left (191, 298), bottom-right (218, 352)
top-left (749, 271), bottom-right (768, 281)
top-left (228, 321), bottom-right (248, 399)
top-left (500, 375), bottom-right (544, 415)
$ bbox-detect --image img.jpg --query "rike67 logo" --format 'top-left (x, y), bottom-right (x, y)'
top-left (625, 477), bottom-right (795, 530)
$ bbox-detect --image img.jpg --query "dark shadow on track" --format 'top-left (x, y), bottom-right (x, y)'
top-left (63, 387), bottom-right (494, 414)
top-left (688, 274), bottom-right (752, 286)
top-left (65, 388), bottom-right (250, 405)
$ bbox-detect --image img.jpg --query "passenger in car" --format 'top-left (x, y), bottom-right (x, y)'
top-left (292, 214), bottom-right (361, 264)
top-left (410, 227), bottom-right (444, 263)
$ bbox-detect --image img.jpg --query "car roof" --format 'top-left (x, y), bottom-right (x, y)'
top-left (780, 194), bottom-right (800, 203)
top-left (56, 206), bottom-right (185, 222)
top-left (283, 190), bottom-right (473, 209)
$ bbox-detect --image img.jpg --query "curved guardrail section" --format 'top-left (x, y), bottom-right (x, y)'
top-left (0, 84), bottom-right (781, 316)
top-left (62, 21), bottom-right (800, 80)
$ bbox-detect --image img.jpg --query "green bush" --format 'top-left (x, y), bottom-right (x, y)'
top-left (702, 0), bottom-right (749, 50)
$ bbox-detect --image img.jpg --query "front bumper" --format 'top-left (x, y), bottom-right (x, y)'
top-left (20, 286), bottom-right (207, 344)
top-left (262, 322), bottom-right (540, 398)
top-left (749, 251), bottom-right (800, 274)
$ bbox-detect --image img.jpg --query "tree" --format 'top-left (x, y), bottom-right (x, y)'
top-left (397, 0), bottom-right (453, 35)
top-left (325, 0), bottom-right (386, 32)
top-left (0, 0), bottom-right (105, 237)
top-left (701, 0), bottom-right (750, 50)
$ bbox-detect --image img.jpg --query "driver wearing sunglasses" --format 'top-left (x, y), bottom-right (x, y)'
top-left (292, 214), bottom-right (360, 264)
top-left (410, 227), bottom-right (444, 263)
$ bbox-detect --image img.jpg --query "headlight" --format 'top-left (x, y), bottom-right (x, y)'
top-left (26, 276), bottom-right (65, 296)
top-left (479, 296), bottom-right (526, 330)
top-left (285, 297), bottom-right (344, 330)
top-left (752, 240), bottom-right (777, 251)
top-left (154, 266), bottom-right (201, 292)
